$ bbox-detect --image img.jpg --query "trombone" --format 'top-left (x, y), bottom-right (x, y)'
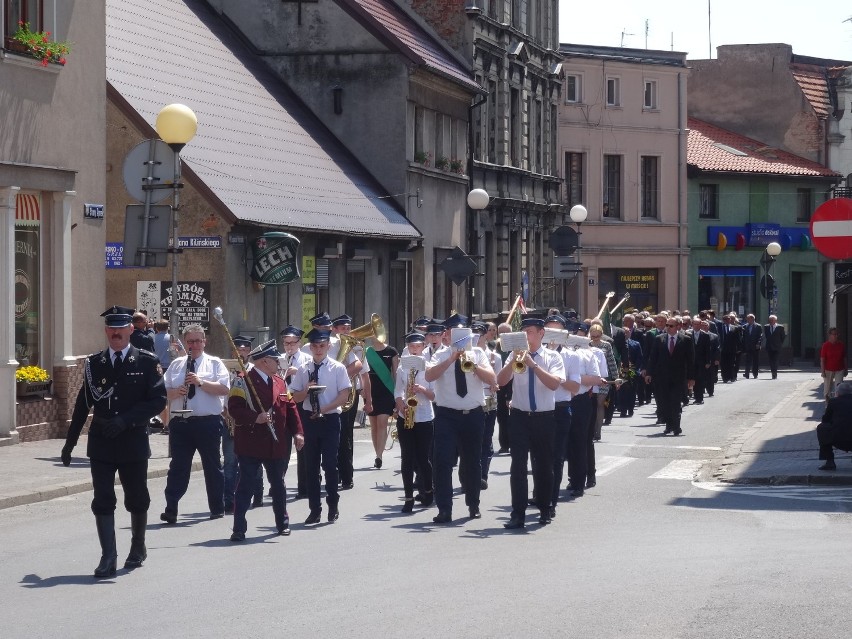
top-left (337, 313), bottom-right (386, 411)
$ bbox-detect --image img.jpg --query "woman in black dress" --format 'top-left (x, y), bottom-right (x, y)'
top-left (366, 336), bottom-right (398, 468)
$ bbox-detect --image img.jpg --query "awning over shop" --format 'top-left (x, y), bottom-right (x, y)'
top-left (15, 194), bottom-right (40, 227)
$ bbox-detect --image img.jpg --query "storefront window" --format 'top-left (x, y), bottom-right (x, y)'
top-left (698, 267), bottom-right (756, 316)
top-left (598, 268), bottom-right (659, 320)
top-left (14, 192), bottom-right (41, 366)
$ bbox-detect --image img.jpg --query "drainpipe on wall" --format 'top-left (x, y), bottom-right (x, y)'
top-left (677, 71), bottom-right (686, 308)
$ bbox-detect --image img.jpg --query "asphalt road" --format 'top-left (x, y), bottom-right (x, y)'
top-left (2, 370), bottom-right (851, 638)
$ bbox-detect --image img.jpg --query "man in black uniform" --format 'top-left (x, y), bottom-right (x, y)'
top-left (61, 306), bottom-right (167, 578)
top-left (130, 311), bottom-right (155, 352)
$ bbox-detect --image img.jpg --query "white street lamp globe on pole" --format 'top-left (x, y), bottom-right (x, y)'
top-left (156, 104), bottom-right (197, 338)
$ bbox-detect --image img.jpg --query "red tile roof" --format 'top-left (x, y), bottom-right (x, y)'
top-left (687, 118), bottom-right (840, 178)
top-left (339, 0), bottom-right (479, 91)
top-left (789, 63), bottom-right (831, 118)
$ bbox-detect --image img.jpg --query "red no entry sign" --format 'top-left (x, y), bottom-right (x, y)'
top-left (810, 198), bottom-right (852, 260)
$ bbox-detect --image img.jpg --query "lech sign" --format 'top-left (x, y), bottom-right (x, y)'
top-left (251, 232), bottom-right (301, 285)
top-left (810, 198), bottom-right (852, 260)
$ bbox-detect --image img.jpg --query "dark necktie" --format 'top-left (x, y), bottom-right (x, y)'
top-left (113, 351), bottom-right (123, 375)
top-left (187, 358), bottom-right (196, 399)
top-left (311, 361), bottom-right (323, 383)
top-left (527, 352), bottom-right (537, 411)
top-left (669, 336), bottom-right (675, 355)
top-left (454, 359), bottom-right (468, 398)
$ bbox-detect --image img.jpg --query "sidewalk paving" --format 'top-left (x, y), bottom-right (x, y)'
top-left (0, 429), bottom-right (184, 511)
top-left (709, 371), bottom-right (852, 486)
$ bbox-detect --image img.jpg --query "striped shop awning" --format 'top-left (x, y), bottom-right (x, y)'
top-left (15, 193), bottom-right (40, 226)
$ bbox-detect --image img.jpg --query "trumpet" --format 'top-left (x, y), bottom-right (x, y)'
top-left (459, 350), bottom-right (476, 373)
top-left (512, 351), bottom-right (528, 374)
top-left (403, 367), bottom-right (418, 429)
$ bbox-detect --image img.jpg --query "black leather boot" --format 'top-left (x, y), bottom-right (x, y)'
top-left (124, 512), bottom-right (147, 569)
top-left (94, 515), bottom-right (117, 578)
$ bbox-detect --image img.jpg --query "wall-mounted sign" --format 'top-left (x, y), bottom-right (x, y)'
top-left (84, 203), bottom-right (105, 219)
top-left (178, 236), bottom-right (222, 249)
top-left (137, 280), bottom-right (211, 331)
top-left (105, 242), bottom-right (124, 268)
top-left (835, 263), bottom-right (852, 284)
top-left (745, 223), bottom-right (781, 247)
top-left (251, 232), bottom-right (301, 285)
top-left (228, 232), bottom-right (246, 245)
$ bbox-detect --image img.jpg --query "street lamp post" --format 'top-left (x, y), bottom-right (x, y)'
top-left (155, 104), bottom-right (198, 338)
top-left (569, 204), bottom-right (588, 316)
top-left (760, 241), bottom-right (782, 320)
top-left (467, 188), bottom-right (490, 318)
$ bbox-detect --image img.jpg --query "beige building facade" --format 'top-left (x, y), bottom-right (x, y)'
top-left (557, 45), bottom-right (689, 318)
top-left (1, 1), bottom-right (106, 441)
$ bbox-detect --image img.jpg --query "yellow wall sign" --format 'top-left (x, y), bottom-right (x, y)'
top-left (301, 256), bottom-right (316, 334)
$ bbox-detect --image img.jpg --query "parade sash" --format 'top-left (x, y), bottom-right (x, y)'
top-left (365, 347), bottom-right (395, 394)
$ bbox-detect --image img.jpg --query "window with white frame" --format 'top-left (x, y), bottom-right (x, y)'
top-left (565, 74), bottom-right (582, 103)
top-left (643, 80), bottom-right (658, 109)
top-left (606, 77), bottom-right (620, 106)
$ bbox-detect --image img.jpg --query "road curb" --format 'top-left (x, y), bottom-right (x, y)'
top-left (706, 377), bottom-right (821, 485)
top-left (716, 473), bottom-right (852, 486)
top-left (0, 460), bottom-right (202, 511)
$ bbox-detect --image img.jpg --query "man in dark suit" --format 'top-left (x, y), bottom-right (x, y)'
top-left (764, 314), bottom-right (786, 379)
top-left (704, 320), bottom-right (721, 397)
top-left (130, 312), bottom-right (155, 352)
top-left (816, 382), bottom-right (852, 471)
top-left (689, 318), bottom-right (712, 404)
top-left (646, 318), bottom-right (695, 436)
top-left (742, 314), bottom-right (764, 379)
top-left (61, 306), bottom-right (167, 578)
top-left (719, 314), bottom-right (742, 383)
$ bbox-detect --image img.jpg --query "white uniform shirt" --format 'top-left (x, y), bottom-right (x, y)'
top-left (288, 356), bottom-right (352, 414)
top-left (506, 346), bottom-right (565, 412)
top-left (428, 347), bottom-right (494, 411)
top-left (164, 352), bottom-right (230, 416)
top-left (554, 347), bottom-right (582, 403)
top-left (575, 348), bottom-right (601, 395)
top-left (393, 361), bottom-right (435, 422)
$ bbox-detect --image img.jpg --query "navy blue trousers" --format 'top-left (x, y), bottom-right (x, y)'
top-left (300, 410), bottom-right (341, 513)
top-left (233, 455), bottom-right (289, 535)
top-left (164, 415), bottom-right (224, 516)
top-left (433, 406), bottom-right (484, 514)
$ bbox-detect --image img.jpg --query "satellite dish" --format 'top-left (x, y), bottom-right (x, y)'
top-left (122, 139), bottom-right (177, 204)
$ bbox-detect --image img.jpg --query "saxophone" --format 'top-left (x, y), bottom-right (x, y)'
top-left (403, 367), bottom-right (418, 429)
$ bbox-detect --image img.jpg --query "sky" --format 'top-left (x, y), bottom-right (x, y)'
top-left (560, 0), bottom-right (852, 61)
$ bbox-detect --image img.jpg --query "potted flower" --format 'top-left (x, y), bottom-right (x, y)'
top-left (15, 365), bottom-right (52, 398)
top-left (435, 156), bottom-right (450, 171)
top-left (9, 22), bottom-right (70, 67)
top-left (413, 150), bottom-right (432, 167)
top-left (449, 158), bottom-right (464, 174)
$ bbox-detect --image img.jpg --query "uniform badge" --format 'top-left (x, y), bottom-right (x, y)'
top-left (156, 363), bottom-right (163, 375)
top-left (102, 378), bottom-right (107, 384)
